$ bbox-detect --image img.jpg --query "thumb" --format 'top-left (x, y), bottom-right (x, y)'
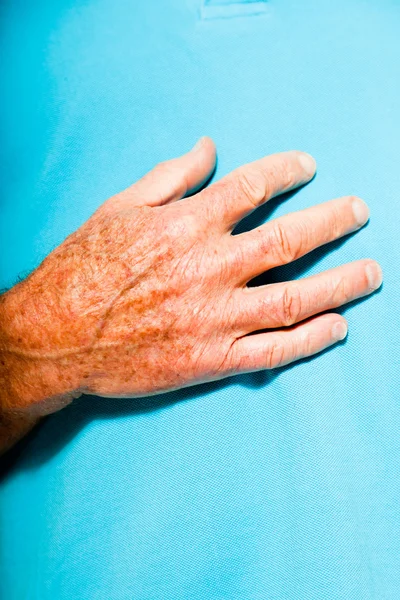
top-left (122, 136), bottom-right (217, 207)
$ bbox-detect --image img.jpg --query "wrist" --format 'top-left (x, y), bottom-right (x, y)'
top-left (0, 281), bottom-right (82, 417)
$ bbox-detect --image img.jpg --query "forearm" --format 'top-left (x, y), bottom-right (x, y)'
top-left (0, 284), bottom-right (79, 456)
top-left (0, 322), bottom-right (42, 455)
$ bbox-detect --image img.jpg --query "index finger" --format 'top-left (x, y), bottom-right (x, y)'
top-left (195, 150), bottom-right (316, 231)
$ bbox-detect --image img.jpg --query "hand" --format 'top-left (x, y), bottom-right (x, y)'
top-left (0, 137), bottom-right (382, 420)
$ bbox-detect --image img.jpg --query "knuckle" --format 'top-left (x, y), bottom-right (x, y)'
top-left (278, 284), bottom-right (302, 326)
top-left (265, 337), bottom-right (286, 369)
top-left (326, 205), bottom-right (343, 238)
top-left (279, 158), bottom-right (297, 189)
top-left (178, 208), bottom-right (200, 231)
top-left (160, 209), bottom-right (197, 241)
top-left (333, 275), bottom-right (353, 304)
top-left (270, 157), bottom-right (296, 192)
top-left (236, 170), bottom-right (265, 208)
top-left (270, 221), bottom-right (295, 263)
top-left (200, 181), bottom-right (230, 223)
top-left (299, 329), bottom-right (312, 356)
top-left (285, 169), bottom-right (297, 189)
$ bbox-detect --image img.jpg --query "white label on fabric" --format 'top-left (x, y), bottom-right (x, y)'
top-left (201, 0), bottom-right (268, 19)
top-left (205, 0), bottom-right (267, 4)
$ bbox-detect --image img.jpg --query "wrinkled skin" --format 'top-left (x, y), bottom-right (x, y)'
top-left (0, 137), bottom-right (382, 451)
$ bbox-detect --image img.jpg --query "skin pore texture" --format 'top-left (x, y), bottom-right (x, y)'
top-left (0, 138), bottom-right (383, 455)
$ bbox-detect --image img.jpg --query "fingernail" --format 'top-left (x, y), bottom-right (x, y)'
top-left (298, 152), bottom-right (317, 178)
top-left (365, 261), bottom-right (383, 291)
top-left (191, 138), bottom-right (205, 152)
top-left (332, 321), bottom-right (348, 342)
top-left (352, 197), bottom-right (370, 226)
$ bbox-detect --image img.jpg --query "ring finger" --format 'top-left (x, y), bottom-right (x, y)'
top-left (234, 258), bottom-right (382, 334)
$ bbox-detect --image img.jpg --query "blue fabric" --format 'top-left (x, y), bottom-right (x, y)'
top-left (1, 1), bottom-right (400, 598)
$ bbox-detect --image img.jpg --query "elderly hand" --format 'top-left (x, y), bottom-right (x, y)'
top-left (0, 137), bottom-right (382, 428)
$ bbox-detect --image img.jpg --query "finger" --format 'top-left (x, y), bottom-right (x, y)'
top-left (235, 259), bottom-right (382, 333)
top-left (222, 313), bottom-right (348, 374)
top-left (195, 150), bottom-right (316, 232)
top-left (119, 136), bottom-right (217, 207)
top-left (233, 195), bottom-right (370, 284)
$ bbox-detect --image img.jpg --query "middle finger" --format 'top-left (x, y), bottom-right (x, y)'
top-left (231, 195), bottom-right (370, 285)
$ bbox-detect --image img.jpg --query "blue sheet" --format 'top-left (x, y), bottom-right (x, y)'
top-left (1, 1), bottom-right (400, 598)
